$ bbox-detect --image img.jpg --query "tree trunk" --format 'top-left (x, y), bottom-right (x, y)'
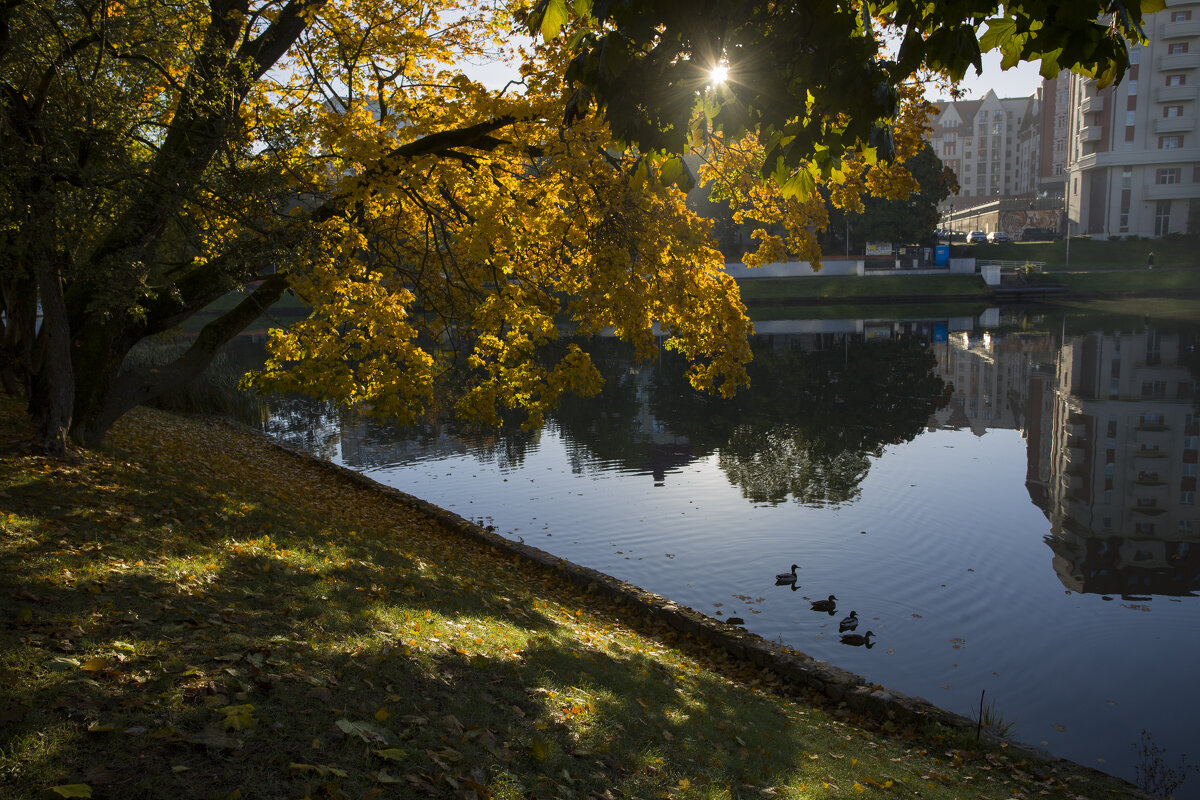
top-left (0, 272), bottom-right (38, 397)
top-left (30, 259), bottom-right (74, 456)
top-left (68, 273), bottom-right (291, 446)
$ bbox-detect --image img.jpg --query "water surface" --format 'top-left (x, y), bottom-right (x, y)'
top-left (260, 302), bottom-right (1200, 795)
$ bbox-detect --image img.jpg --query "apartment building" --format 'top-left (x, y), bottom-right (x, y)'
top-left (931, 91), bottom-right (1037, 205)
top-left (1065, 0), bottom-right (1200, 237)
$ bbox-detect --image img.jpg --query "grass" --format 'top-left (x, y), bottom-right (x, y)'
top-left (961, 236), bottom-right (1198, 271)
top-left (1030, 268), bottom-right (1200, 293)
top-left (0, 398), bottom-right (1142, 800)
top-left (737, 274), bottom-right (991, 304)
top-left (735, 241), bottom-right (1200, 305)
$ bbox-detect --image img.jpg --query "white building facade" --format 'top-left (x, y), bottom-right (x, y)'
top-left (1065, 0), bottom-right (1200, 237)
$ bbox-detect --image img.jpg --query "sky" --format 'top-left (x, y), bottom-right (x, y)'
top-left (932, 51), bottom-right (1047, 101)
top-left (465, 48), bottom-right (1048, 103)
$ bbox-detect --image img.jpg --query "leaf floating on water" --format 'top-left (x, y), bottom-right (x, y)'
top-left (50, 785), bottom-right (92, 798)
top-left (1051, 723), bottom-right (1066, 731)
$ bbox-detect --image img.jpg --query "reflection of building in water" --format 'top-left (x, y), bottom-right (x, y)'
top-left (1044, 330), bottom-right (1200, 595)
top-left (927, 330), bottom-right (1059, 436)
top-left (618, 363), bottom-right (693, 483)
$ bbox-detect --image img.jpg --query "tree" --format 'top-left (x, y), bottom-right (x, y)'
top-left (829, 142), bottom-right (959, 248)
top-left (2, 0), bottom-right (1153, 454)
top-left (1, 0), bottom-right (752, 454)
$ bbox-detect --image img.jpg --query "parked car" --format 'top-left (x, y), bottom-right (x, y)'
top-left (987, 230), bottom-right (1011, 243)
top-left (1018, 227), bottom-right (1063, 241)
top-left (967, 230), bottom-right (988, 243)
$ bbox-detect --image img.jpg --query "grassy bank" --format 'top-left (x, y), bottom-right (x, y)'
top-left (963, 236), bottom-right (1197, 271)
top-left (737, 274), bottom-right (991, 305)
top-left (0, 399), bottom-right (1142, 799)
top-left (735, 256), bottom-right (1200, 308)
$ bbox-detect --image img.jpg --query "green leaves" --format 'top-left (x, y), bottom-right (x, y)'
top-left (50, 786), bottom-right (92, 798)
top-left (530, 0), bottom-right (571, 39)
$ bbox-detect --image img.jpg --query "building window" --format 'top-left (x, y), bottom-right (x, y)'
top-left (1165, 105), bottom-right (1184, 117)
top-left (1169, 42), bottom-right (1190, 54)
top-left (1157, 167), bottom-right (1182, 184)
top-left (1182, 491), bottom-right (1196, 505)
top-left (1167, 74), bottom-right (1187, 86)
top-left (1171, 10), bottom-right (1192, 21)
top-left (1129, 79), bottom-right (1138, 96)
top-left (1156, 200), bottom-right (1172, 235)
top-left (1126, 110), bottom-right (1136, 126)
top-left (944, 140), bottom-right (956, 155)
top-left (1160, 135), bottom-right (1184, 149)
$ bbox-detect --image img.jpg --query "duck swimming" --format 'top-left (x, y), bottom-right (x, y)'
top-left (810, 594), bottom-right (837, 612)
top-left (840, 631), bottom-right (874, 647)
top-left (838, 611), bottom-right (859, 632)
top-left (775, 564), bottom-right (800, 584)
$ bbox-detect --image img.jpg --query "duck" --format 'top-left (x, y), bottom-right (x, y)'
top-left (838, 611), bottom-right (859, 632)
top-left (775, 564), bottom-right (800, 584)
top-left (840, 631), bottom-right (874, 647)
top-left (810, 594), bottom-right (837, 612)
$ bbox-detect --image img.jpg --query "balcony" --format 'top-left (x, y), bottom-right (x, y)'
top-left (1162, 20), bottom-right (1200, 38)
top-left (1156, 85), bottom-right (1200, 103)
top-left (1154, 115), bottom-right (1197, 134)
top-left (1158, 53), bottom-right (1200, 71)
top-left (1079, 125), bottom-right (1103, 142)
top-left (1144, 181), bottom-right (1199, 200)
top-left (1081, 94), bottom-right (1105, 114)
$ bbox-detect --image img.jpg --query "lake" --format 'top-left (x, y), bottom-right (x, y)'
top-left (256, 299), bottom-right (1200, 796)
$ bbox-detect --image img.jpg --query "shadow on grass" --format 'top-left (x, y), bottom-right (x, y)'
top-left (0, 401), bottom-right (1138, 800)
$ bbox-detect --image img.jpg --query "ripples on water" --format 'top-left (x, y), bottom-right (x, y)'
top-left (259, 303), bottom-right (1200, 796)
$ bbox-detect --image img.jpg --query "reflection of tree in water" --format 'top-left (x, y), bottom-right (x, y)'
top-left (718, 424), bottom-right (871, 506)
top-left (259, 395), bottom-right (540, 470)
top-left (551, 338), bottom-right (700, 477)
top-left (554, 335), bottom-right (950, 505)
top-left (261, 396), bottom-right (344, 461)
top-left (700, 337), bottom-right (951, 506)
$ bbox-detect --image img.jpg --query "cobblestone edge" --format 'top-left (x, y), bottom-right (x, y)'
top-left (230, 419), bottom-right (1142, 793)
